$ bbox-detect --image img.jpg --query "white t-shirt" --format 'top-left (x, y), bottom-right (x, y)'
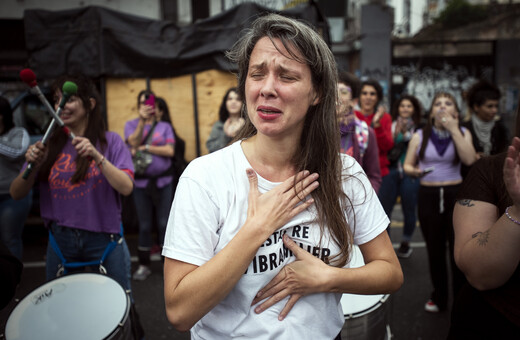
top-left (163, 141), bottom-right (389, 339)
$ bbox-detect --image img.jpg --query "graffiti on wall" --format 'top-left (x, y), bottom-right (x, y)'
top-left (391, 61), bottom-right (494, 117)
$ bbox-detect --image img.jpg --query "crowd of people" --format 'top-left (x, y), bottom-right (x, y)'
top-left (1, 12), bottom-right (518, 340)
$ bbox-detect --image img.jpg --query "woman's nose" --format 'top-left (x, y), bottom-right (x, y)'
top-left (260, 74), bottom-right (277, 98)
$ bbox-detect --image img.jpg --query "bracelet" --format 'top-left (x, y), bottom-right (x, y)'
top-left (145, 144), bottom-right (150, 152)
top-left (97, 155), bottom-right (106, 169)
top-left (505, 206), bottom-right (520, 226)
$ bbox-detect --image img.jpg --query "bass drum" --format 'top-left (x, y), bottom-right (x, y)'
top-left (340, 245), bottom-right (391, 340)
top-left (5, 273), bottom-right (132, 340)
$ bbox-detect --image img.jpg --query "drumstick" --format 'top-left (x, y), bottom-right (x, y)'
top-left (21, 78), bottom-right (78, 179)
top-left (20, 70), bottom-right (77, 138)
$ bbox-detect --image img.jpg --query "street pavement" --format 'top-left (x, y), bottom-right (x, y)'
top-left (1, 204), bottom-right (454, 340)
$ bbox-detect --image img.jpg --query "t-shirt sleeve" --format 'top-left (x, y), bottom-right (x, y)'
top-left (457, 155), bottom-right (499, 205)
top-left (162, 174), bottom-right (221, 266)
top-left (164, 123), bottom-right (175, 145)
top-left (107, 132), bottom-right (134, 174)
top-left (342, 156), bottom-right (390, 245)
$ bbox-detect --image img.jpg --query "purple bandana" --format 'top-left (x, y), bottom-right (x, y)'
top-left (430, 127), bottom-right (451, 156)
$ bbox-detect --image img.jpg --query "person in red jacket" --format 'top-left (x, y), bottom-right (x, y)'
top-left (355, 79), bottom-right (394, 177)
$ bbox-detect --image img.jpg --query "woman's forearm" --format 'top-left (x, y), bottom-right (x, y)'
top-left (127, 120), bottom-right (146, 147)
top-left (95, 154), bottom-right (134, 196)
top-left (164, 220), bottom-right (271, 331)
top-left (147, 144), bottom-right (174, 158)
top-left (451, 129), bottom-right (477, 166)
top-left (10, 168), bottom-right (36, 200)
top-left (457, 208), bottom-right (520, 290)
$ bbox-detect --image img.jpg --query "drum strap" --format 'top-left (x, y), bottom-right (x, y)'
top-left (49, 224), bottom-right (124, 276)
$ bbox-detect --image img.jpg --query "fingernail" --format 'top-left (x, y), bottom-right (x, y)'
top-left (278, 315), bottom-right (285, 321)
top-left (246, 169), bottom-right (254, 177)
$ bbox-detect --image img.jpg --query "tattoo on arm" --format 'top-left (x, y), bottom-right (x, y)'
top-left (457, 199), bottom-right (475, 207)
top-left (471, 231), bottom-right (490, 246)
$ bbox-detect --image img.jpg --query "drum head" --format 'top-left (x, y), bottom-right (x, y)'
top-left (6, 273), bottom-right (128, 340)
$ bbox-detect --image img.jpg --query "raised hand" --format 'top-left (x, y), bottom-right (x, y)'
top-left (138, 103), bottom-right (155, 120)
top-left (504, 137), bottom-right (520, 208)
top-left (26, 141), bottom-right (48, 167)
top-left (72, 136), bottom-right (100, 160)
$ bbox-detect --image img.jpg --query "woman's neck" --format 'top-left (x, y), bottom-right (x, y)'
top-left (69, 123), bottom-right (86, 137)
top-left (433, 121), bottom-right (445, 131)
top-left (228, 113), bottom-right (241, 121)
top-left (361, 107), bottom-right (373, 116)
top-left (241, 135), bottom-right (298, 182)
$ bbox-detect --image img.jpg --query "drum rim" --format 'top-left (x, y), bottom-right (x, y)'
top-left (343, 293), bottom-right (389, 319)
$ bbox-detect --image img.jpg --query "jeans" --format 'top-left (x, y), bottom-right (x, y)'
top-left (0, 192), bottom-right (32, 260)
top-left (133, 183), bottom-right (173, 252)
top-left (378, 167), bottom-right (419, 242)
top-left (46, 224), bottom-right (132, 292)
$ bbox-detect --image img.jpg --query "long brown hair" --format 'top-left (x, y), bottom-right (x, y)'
top-left (39, 74), bottom-right (107, 184)
top-left (227, 13), bottom-right (358, 267)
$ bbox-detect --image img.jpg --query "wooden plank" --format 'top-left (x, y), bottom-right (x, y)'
top-left (150, 76), bottom-right (196, 161)
top-left (195, 70), bottom-right (238, 155)
top-left (105, 78), bottom-right (146, 140)
top-left (104, 69), bottom-right (237, 162)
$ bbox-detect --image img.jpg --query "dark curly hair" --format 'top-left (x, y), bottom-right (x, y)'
top-left (466, 80), bottom-right (500, 110)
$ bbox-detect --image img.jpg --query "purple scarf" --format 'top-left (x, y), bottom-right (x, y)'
top-left (340, 121), bottom-right (356, 152)
top-left (430, 127), bottom-right (451, 156)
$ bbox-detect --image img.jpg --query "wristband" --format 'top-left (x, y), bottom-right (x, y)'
top-left (505, 206), bottom-right (520, 226)
top-left (145, 144), bottom-right (150, 152)
top-left (97, 155), bottom-right (106, 169)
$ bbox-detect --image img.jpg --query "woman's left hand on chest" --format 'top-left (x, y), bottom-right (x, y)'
top-left (251, 234), bottom-right (330, 320)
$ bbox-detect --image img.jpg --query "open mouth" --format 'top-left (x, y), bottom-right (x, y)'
top-left (257, 106), bottom-right (282, 120)
top-left (259, 108), bottom-right (281, 114)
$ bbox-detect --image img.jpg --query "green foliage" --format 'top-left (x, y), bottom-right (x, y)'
top-left (434, 0), bottom-right (489, 29)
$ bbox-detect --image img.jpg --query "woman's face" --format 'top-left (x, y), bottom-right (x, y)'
top-left (359, 85), bottom-right (379, 113)
top-left (336, 83), bottom-right (352, 115)
top-left (156, 107), bottom-right (164, 120)
top-left (473, 99), bottom-right (498, 122)
top-left (398, 99), bottom-right (414, 119)
top-left (54, 90), bottom-right (89, 129)
top-left (226, 91), bottom-right (242, 117)
top-left (432, 95), bottom-right (457, 118)
top-left (336, 82), bottom-right (355, 124)
top-left (245, 36), bottom-right (317, 139)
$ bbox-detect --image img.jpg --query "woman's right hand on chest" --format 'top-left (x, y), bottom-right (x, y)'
top-left (244, 169), bottom-right (319, 237)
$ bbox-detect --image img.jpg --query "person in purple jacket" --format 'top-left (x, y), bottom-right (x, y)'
top-left (10, 74), bottom-right (135, 292)
top-left (336, 71), bottom-right (381, 192)
top-left (125, 90), bottom-right (175, 280)
top-left (403, 92), bottom-right (477, 313)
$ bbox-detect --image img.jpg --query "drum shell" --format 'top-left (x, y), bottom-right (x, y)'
top-left (339, 245), bottom-right (391, 340)
top-left (5, 273), bottom-right (132, 340)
